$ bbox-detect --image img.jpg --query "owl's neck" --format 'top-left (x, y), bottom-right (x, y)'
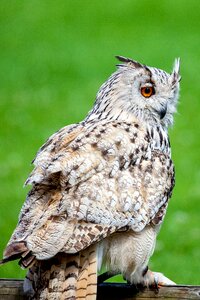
top-left (131, 106), bottom-right (172, 130)
top-left (84, 102), bottom-right (170, 132)
top-left (84, 101), bottom-right (170, 156)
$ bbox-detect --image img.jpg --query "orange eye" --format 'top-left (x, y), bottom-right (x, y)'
top-left (141, 86), bottom-right (155, 98)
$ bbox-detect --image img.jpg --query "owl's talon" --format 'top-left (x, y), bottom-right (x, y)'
top-left (150, 271), bottom-right (176, 287)
top-left (131, 270), bottom-right (175, 290)
top-left (151, 277), bottom-right (159, 293)
top-left (153, 273), bottom-right (159, 291)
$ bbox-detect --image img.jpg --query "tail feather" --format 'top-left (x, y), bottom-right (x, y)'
top-left (24, 244), bottom-right (97, 300)
top-left (0, 241), bottom-right (28, 264)
top-left (76, 245), bottom-right (97, 300)
top-left (20, 252), bottom-right (36, 269)
top-left (61, 255), bottom-right (80, 300)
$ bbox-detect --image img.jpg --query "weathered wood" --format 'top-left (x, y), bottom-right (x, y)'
top-left (0, 279), bottom-right (25, 300)
top-left (0, 279), bottom-right (200, 299)
top-left (97, 283), bottom-right (200, 299)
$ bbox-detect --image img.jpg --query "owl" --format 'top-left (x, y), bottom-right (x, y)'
top-left (1, 56), bottom-right (180, 300)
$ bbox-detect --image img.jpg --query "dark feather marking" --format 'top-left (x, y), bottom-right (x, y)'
top-left (66, 260), bottom-right (79, 269)
top-left (77, 287), bottom-right (87, 291)
top-left (77, 293), bottom-right (96, 298)
top-left (19, 253), bottom-right (35, 268)
top-left (88, 272), bottom-right (96, 277)
top-left (62, 285), bottom-right (76, 292)
top-left (158, 128), bottom-right (163, 145)
top-left (65, 273), bottom-right (78, 280)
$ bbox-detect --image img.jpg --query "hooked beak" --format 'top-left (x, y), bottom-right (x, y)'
top-left (153, 105), bottom-right (167, 120)
top-left (159, 106), bottom-right (167, 119)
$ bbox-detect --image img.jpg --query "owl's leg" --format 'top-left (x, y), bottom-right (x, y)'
top-left (103, 227), bottom-right (175, 289)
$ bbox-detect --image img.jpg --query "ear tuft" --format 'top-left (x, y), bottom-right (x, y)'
top-left (173, 58), bottom-right (180, 74)
top-left (115, 55), bottom-right (143, 69)
top-left (171, 58), bottom-right (181, 84)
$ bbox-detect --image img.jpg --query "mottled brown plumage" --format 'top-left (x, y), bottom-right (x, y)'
top-left (1, 56), bottom-right (180, 299)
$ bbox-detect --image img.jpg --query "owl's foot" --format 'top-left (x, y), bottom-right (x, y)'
top-left (150, 271), bottom-right (176, 287)
top-left (142, 270), bottom-right (176, 289)
top-left (129, 268), bottom-right (175, 289)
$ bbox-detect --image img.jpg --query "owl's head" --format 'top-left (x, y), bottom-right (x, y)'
top-left (87, 56), bottom-right (181, 128)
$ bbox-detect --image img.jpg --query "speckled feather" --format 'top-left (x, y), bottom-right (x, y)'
top-left (7, 120), bottom-right (174, 256)
top-left (2, 56), bottom-right (180, 299)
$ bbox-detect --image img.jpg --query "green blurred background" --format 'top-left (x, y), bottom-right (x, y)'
top-left (0, 0), bottom-right (200, 284)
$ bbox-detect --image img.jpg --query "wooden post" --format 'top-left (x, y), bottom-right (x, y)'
top-left (0, 279), bottom-right (200, 299)
top-left (0, 279), bottom-right (25, 300)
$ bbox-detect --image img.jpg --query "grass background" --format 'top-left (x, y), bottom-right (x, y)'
top-left (0, 0), bottom-right (200, 284)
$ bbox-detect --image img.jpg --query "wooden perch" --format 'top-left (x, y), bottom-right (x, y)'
top-left (97, 282), bottom-right (200, 299)
top-left (0, 279), bottom-right (200, 299)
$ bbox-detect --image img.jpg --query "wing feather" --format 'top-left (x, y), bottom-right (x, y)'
top-left (3, 120), bottom-right (174, 264)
